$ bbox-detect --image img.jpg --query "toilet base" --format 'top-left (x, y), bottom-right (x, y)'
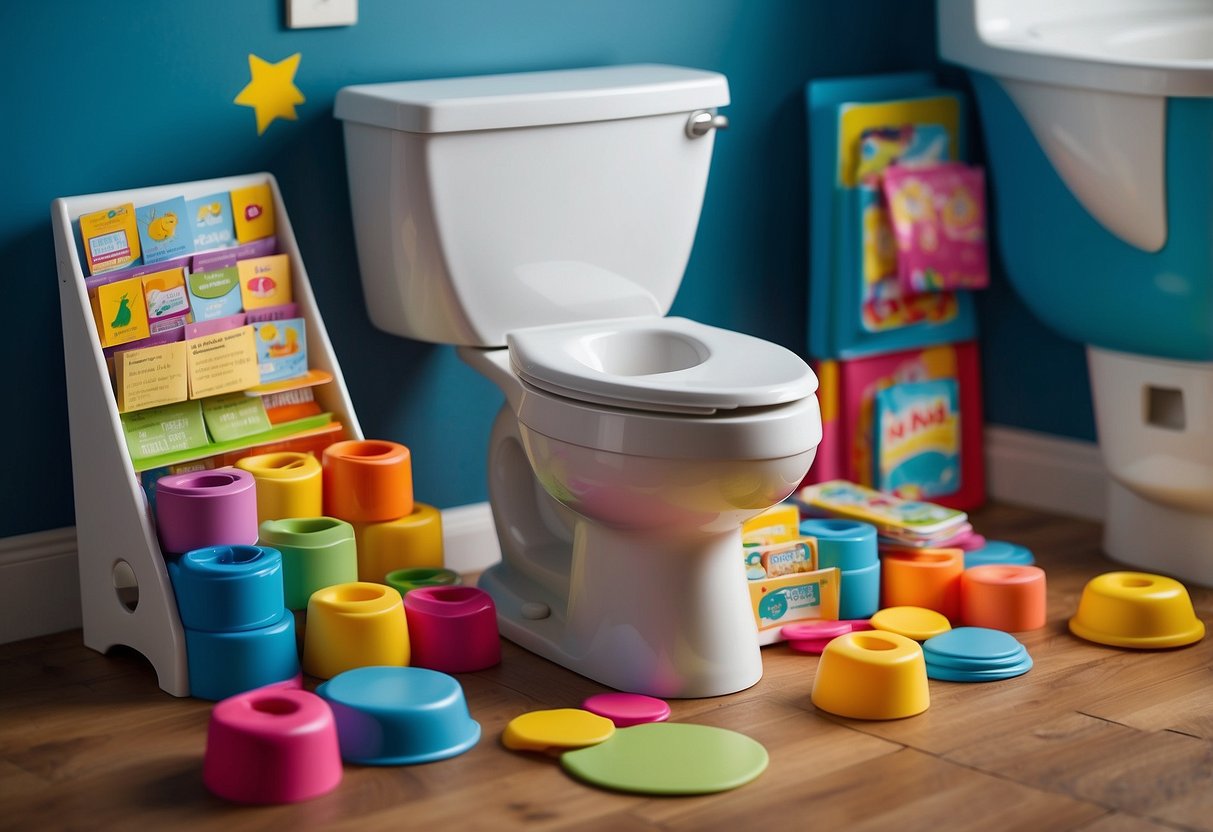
top-left (1104, 479), bottom-right (1213, 587)
top-left (479, 522), bottom-right (764, 699)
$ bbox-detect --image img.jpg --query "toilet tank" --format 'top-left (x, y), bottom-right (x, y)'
top-left (335, 65), bottom-right (730, 347)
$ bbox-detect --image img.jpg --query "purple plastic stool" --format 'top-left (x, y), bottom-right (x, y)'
top-left (404, 585), bottom-right (501, 673)
top-left (155, 468), bottom-right (258, 555)
top-left (203, 687), bottom-right (342, 804)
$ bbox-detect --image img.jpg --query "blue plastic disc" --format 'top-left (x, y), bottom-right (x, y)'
top-left (923, 627), bottom-right (1025, 661)
top-left (922, 646), bottom-right (1028, 671)
top-left (964, 540), bottom-right (1035, 569)
top-left (926, 655), bottom-right (1033, 682)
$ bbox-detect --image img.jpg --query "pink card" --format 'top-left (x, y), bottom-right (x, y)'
top-left (883, 162), bottom-right (988, 293)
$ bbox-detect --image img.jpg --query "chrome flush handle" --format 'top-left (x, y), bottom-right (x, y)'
top-left (686, 109), bottom-right (729, 139)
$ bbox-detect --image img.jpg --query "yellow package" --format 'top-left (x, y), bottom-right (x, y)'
top-left (741, 502), bottom-right (800, 544)
top-left (749, 567), bottom-right (840, 634)
top-left (92, 276), bottom-right (151, 347)
top-left (79, 203), bottom-right (141, 275)
top-left (231, 183), bottom-right (276, 243)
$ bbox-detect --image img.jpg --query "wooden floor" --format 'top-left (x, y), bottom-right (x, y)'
top-left (3, 502), bottom-right (1212, 831)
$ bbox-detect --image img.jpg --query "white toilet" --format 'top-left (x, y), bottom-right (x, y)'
top-left (335, 65), bottom-right (821, 697)
top-left (939, 0), bottom-right (1213, 584)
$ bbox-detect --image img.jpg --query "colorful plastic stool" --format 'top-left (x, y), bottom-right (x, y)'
top-left (185, 610), bottom-right (301, 701)
top-left (385, 567), bottom-right (461, 596)
top-left (502, 708), bottom-right (616, 752)
top-left (257, 516), bottom-right (359, 611)
top-left (351, 502), bottom-right (444, 583)
top-left (1069, 571), bottom-right (1205, 649)
top-left (870, 606), bottom-right (952, 641)
top-left (404, 585), bottom-right (501, 673)
top-left (154, 468), bottom-right (258, 554)
top-left (800, 518), bottom-right (880, 619)
top-left (203, 687), bottom-right (342, 804)
top-left (235, 452), bottom-right (323, 523)
top-left (961, 564), bottom-right (1048, 631)
top-left (880, 546), bottom-right (964, 621)
top-left (582, 693), bottom-right (671, 727)
top-left (302, 582), bottom-right (409, 679)
top-left (168, 544), bottom-right (284, 632)
top-left (810, 630), bottom-right (929, 720)
top-left (316, 666), bottom-right (480, 765)
top-left (562, 723), bottom-right (768, 795)
top-left (322, 439), bottom-right (413, 523)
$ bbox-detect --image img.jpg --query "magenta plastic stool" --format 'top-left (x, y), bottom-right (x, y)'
top-left (403, 585), bottom-right (501, 673)
top-left (155, 468), bottom-right (258, 555)
top-left (203, 687), bottom-right (342, 804)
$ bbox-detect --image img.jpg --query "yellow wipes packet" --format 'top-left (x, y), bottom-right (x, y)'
top-left (231, 183), bottom-right (276, 243)
top-left (80, 203), bottom-right (141, 275)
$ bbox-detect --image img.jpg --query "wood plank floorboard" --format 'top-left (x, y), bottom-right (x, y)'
top-left (1, 503), bottom-right (1210, 830)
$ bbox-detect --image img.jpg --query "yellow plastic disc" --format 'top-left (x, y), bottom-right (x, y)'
top-left (870, 606), bottom-right (952, 641)
top-left (502, 708), bottom-right (616, 752)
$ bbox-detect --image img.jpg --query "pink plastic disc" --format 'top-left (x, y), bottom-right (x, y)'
top-left (582, 693), bottom-right (671, 728)
top-left (840, 619), bottom-right (874, 632)
top-left (786, 637), bottom-right (833, 655)
top-left (781, 620), bottom-right (852, 641)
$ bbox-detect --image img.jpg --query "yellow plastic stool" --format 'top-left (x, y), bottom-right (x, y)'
top-left (811, 631), bottom-right (930, 720)
top-left (501, 708), bottom-right (615, 752)
top-left (302, 582), bottom-right (409, 679)
top-left (235, 452), bottom-right (323, 523)
top-left (351, 503), bottom-right (444, 583)
top-left (1069, 571), bottom-right (1205, 649)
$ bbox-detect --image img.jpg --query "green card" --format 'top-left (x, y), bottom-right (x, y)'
top-left (121, 399), bottom-right (209, 462)
top-left (201, 393), bottom-right (272, 443)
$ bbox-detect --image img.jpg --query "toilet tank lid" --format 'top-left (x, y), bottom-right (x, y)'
top-left (334, 64), bottom-right (730, 133)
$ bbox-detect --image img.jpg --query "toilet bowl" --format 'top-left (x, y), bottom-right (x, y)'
top-left (462, 318), bottom-right (819, 697)
top-left (939, 0), bottom-right (1213, 584)
top-left (336, 65), bottom-right (822, 696)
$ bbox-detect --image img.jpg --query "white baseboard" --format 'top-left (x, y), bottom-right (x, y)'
top-left (0, 527), bottom-right (82, 645)
top-left (983, 425), bottom-right (1107, 522)
top-left (0, 429), bottom-right (1106, 645)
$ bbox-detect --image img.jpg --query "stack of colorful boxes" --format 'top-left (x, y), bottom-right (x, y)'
top-left (805, 72), bottom-right (988, 510)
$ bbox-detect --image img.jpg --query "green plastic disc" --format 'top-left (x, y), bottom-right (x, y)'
top-left (560, 722), bottom-right (768, 795)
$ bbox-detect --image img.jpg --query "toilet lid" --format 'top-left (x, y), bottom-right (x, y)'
top-left (508, 317), bottom-right (817, 415)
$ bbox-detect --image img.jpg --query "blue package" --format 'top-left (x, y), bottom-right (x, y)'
top-left (874, 378), bottom-right (961, 499)
top-left (186, 192), bottom-right (236, 252)
top-left (137, 196), bottom-right (195, 264)
top-left (253, 317), bottom-right (307, 382)
top-left (187, 266), bottom-right (244, 321)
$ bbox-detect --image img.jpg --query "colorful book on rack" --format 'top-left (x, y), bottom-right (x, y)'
top-left (796, 480), bottom-right (968, 538)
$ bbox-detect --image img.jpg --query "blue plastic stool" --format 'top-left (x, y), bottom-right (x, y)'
top-left (799, 518), bottom-right (880, 619)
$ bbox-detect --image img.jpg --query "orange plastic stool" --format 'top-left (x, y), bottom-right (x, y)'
top-left (880, 547), bottom-right (964, 621)
top-left (322, 440), bottom-right (413, 523)
top-left (961, 564), bottom-right (1048, 632)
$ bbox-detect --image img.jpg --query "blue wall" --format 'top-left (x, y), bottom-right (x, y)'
top-left (0, 1), bottom-right (1093, 540)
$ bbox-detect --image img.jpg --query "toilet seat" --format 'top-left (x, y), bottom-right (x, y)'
top-left (507, 317), bottom-right (817, 415)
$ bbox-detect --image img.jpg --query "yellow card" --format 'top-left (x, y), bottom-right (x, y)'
top-left (187, 325), bottom-right (261, 398)
top-left (230, 183), bottom-right (276, 243)
top-left (837, 96), bottom-right (959, 188)
top-left (79, 203), bottom-right (141, 275)
top-left (93, 276), bottom-right (151, 347)
top-left (237, 254), bottom-right (292, 310)
top-left (115, 341), bottom-right (189, 413)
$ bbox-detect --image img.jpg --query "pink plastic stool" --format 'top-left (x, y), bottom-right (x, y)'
top-left (203, 688), bottom-right (342, 804)
top-left (403, 585), bottom-right (501, 673)
top-left (961, 565), bottom-right (1048, 632)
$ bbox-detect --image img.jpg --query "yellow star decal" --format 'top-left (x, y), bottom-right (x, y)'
top-left (234, 53), bottom-right (306, 135)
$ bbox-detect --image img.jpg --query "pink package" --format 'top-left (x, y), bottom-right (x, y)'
top-left (882, 162), bottom-right (988, 293)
